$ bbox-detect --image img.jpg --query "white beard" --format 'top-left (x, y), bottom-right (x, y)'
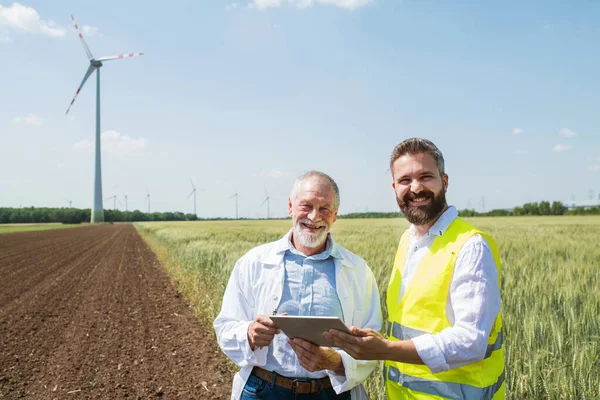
top-left (294, 219), bottom-right (329, 249)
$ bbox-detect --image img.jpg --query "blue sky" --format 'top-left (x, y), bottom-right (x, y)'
top-left (1, 0), bottom-right (599, 218)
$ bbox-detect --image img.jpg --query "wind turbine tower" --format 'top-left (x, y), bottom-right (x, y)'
top-left (106, 195), bottom-right (117, 210)
top-left (145, 192), bottom-right (151, 213)
top-left (187, 180), bottom-right (205, 217)
top-left (65, 15), bottom-right (143, 223)
top-left (124, 194), bottom-right (128, 212)
top-left (230, 191), bottom-right (239, 219)
top-left (260, 188), bottom-right (270, 219)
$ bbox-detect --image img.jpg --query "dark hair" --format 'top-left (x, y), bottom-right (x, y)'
top-left (389, 138), bottom-right (445, 176)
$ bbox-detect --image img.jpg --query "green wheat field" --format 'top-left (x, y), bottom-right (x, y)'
top-left (135, 216), bottom-right (600, 400)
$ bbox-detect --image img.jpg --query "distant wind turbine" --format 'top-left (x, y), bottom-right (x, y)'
top-left (106, 195), bottom-right (117, 210)
top-left (145, 192), bottom-right (151, 213)
top-left (230, 190), bottom-right (239, 219)
top-left (65, 15), bottom-right (143, 223)
top-left (124, 194), bottom-right (128, 212)
top-left (260, 187), bottom-right (270, 219)
top-left (186, 180), bottom-right (205, 217)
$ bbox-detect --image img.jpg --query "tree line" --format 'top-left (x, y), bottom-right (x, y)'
top-left (0, 207), bottom-right (201, 224)
top-left (1, 201), bottom-right (598, 224)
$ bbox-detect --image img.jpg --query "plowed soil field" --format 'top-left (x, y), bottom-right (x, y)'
top-left (0, 224), bottom-right (231, 399)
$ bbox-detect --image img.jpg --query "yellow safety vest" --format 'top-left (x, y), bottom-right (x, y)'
top-left (385, 218), bottom-right (505, 399)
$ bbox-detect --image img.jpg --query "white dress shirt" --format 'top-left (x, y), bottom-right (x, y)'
top-left (214, 230), bottom-right (382, 400)
top-left (400, 206), bottom-right (501, 373)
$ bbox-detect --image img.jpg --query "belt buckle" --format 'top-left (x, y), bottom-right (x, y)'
top-left (291, 379), bottom-right (310, 394)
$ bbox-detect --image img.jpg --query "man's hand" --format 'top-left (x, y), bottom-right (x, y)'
top-left (288, 338), bottom-right (344, 373)
top-left (247, 315), bottom-right (281, 351)
top-left (323, 326), bottom-right (390, 360)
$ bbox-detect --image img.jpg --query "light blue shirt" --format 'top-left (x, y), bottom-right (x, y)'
top-left (265, 234), bottom-right (344, 378)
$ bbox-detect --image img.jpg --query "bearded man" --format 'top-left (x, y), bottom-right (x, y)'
top-left (214, 171), bottom-right (382, 400)
top-left (325, 139), bottom-right (505, 399)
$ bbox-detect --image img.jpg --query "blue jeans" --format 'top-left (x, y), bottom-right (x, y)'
top-left (241, 374), bottom-right (351, 400)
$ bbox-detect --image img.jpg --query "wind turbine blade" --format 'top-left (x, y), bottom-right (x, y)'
top-left (65, 65), bottom-right (96, 115)
top-left (190, 179), bottom-right (195, 190)
top-left (260, 198), bottom-right (268, 206)
top-left (186, 189), bottom-right (195, 199)
top-left (71, 15), bottom-right (94, 59)
top-left (94, 52), bottom-right (144, 62)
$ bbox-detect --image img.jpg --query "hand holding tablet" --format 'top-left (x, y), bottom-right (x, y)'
top-left (270, 315), bottom-right (353, 347)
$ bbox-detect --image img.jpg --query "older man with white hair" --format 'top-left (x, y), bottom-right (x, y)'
top-left (214, 171), bottom-right (382, 400)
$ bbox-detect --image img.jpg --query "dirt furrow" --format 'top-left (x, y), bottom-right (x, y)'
top-left (0, 224), bottom-right (231, 400)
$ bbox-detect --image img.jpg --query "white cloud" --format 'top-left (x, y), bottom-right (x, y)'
top-left (512, 128), bottom-right (524, 135)
top-left (226, 2), bottom-right (240, 11)
top-left (253, 169), bottom-right (293, 178)
top-left (73, 130), bottom-right (148, 156)
top-left (553, 144), bottom-right (573, 153)
top-left (250, 0), bottom-right (373, 10)
top-left (251, 0), bottom-right (282, 8)
top-left (81, 25), bottom-right (98, 36)
top-left (560, 128), bottom-right (577, 137)
top-left (0, 3), bottom-right (66, 38)
top-left (589, 165), bottom-right (600, 172)
top-left (14, 112), bottom-right (42, 126)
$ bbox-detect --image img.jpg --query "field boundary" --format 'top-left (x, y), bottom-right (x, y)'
top-left (134, 224), bottom-right (237, 377)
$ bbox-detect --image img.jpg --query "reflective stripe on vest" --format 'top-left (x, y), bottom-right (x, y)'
top-left (383, 365), bottom-right (505, 400)
top-left (386, 322), bottom-right (503, 359)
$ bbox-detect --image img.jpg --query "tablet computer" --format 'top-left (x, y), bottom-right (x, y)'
top-left (270, 315), bottom-right (352, 347)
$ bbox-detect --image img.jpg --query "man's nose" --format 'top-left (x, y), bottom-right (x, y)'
top-left (410, 180), bottom-right (423, 193)
top-left (308, 208), bottom-right (320, 221)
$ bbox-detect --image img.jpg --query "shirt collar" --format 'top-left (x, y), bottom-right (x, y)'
top-left (409, 205), bottom-right (458, 238)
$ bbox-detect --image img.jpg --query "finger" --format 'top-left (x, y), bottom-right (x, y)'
top-left (254, 325), bottom-right (280, 335)
top-left (254, 336), bottom-right (276, 347)
top-left (290, 338), bottom-right (318, 353)
top-left (349, 326), bottom-right (370, 337)
top-left (255, 315), bottom-right (280, 329)
top-left (251, 321), bottom-right (280, 335)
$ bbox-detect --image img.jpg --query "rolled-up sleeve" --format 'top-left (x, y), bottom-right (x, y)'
top-left (413, 234), bottom-right (501, 373)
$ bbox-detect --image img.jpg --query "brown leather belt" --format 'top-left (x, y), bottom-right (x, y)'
top-left (251, 366), bottom-right (332, 394)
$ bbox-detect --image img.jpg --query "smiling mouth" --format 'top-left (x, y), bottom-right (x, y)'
top-left (408, 197), bottom-right (431, 206)
top-left (301, 222), bottom-right (325, 230)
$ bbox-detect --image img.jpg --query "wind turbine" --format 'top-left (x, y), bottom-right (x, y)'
top-left (65, 15), bottom-right (143, 223)
top-left (145, 192), bottom-right (151, 213)
top-left (186, 180), bottom-right (205, 217)
top-left (106, 195), bottom-right (117, 210)
top-left (124, 194), bottom-right (128, 212)
top-left (230, 190), bottom-right (239, 219)
top-left (260, 187), bottom-right (270, 219)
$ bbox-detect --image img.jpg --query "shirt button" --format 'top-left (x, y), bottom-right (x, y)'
top-left (272, 295), bottom-right (278, 300)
